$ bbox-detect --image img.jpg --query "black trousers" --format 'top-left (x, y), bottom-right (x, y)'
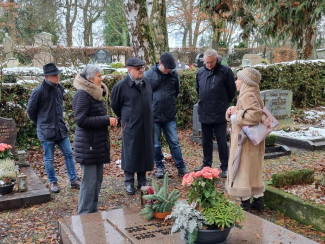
top-left (124, 171), bottom-right (147, 186)
top-left (201, 122), bottom-right (229, 171)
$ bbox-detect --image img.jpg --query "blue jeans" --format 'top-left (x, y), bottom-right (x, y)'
top-left (154, 121), bottom-right (185, 170)
top-left (41, 136), bottom-right (78, 183)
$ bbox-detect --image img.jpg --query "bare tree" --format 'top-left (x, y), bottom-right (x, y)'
top-left (60, 0), bottom-right (78, 47)
top-left (78, 0), bottom-right (108, 46)
top-left (123, 0), bottom-right (156, 65)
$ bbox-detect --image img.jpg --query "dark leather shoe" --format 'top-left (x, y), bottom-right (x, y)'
top-left (177, 167), bottom-right (188, 177)
top-left (221, 170), bottom-right (228, 178)
top-left (137, 183), bottom-right (146, 189)
top-left (125, 185), bottom-right (135, 195)
top-left (241, 199), bottom-right (251, 212)
top-left (194, 165), bottom-right (204, 172)
top-left (156, 168), bottom-right (164, 179)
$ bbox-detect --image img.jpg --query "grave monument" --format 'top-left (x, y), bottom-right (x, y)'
top-left (33, 32), bottom-right (54, 68)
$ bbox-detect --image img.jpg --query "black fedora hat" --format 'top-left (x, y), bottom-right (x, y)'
top-left (42, 63), bottom-right (63, 76)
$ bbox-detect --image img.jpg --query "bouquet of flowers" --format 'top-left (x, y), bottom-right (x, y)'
top-left (167, 167), bottom-right (244, 244)
top-left (0, 143), bottom-right (13, 160)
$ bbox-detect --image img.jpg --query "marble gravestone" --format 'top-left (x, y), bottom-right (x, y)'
top-left (33, 32), bottom-right (54, 68)
top-left (261, 89), bottom-right (293, 124)
top-left (0, 117), bottom-right (17, 153)
top-left (3, 33), bottom-right (14, 60)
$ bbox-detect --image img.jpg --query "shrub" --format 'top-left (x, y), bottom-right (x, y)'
top-left (110, 62), bottom-right (123, 68)
top-left (265, 134), bottom-right (277, 147)
top-left (272, 169), bottom-right (314, 188)
top-left (0, 158), bottom-right (16, 185)
top-left (321, 174), bottom-right (325, 187)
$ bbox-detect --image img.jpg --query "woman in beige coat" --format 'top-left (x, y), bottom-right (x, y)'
top-left (225, 67), bottom-right (265, 212)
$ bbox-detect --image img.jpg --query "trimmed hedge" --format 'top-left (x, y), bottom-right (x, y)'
top-left (271, 169), bottom-right (314, 188)
top-left (1, 61), bottom-right (325, 148)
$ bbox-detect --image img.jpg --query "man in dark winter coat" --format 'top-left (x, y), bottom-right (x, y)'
top-left (144, 53), bottom-right (187, 179)
top-left (195, 49), bottom-right (236, 178)
top-left (27, 63), bottom-right (80, 193)
top-left (111, 57), bottom-right (154, 195)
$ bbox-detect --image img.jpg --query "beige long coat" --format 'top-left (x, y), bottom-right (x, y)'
top-left (225, 86), bottom-right (265, 198)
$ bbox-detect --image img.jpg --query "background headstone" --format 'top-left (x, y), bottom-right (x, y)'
top-left (175, 62), bottom-right (186, 70)
top-left (192, 103), bottom-right (201, 137)
top-left (261, 89), bottom-right (293, 124)
top-left (3, 33), bottom-right (14, 60)
top-left (242, 54), bottom-right (263, 66)
top-left (0, 117), bottom-right (17, 153)
top-left (93, 49), bottom-right (111, 64)
top-left (241, 59), bottom-right (252, 67)
top-left (33, 32), bottom-right (54, 68)
top-left (195, 54), bottom-right (204, 68)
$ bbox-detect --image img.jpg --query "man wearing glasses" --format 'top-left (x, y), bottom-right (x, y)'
top-left (111, 57), bottom-right (154, 195)
top-left (144, 53), bottom-right (188, 179)
top-left (195, 49), bottom-right (236, 178)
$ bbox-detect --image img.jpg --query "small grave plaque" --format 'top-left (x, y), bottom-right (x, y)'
top-left (0, 117), bottom-right (17, 151)
top-left (93, 49), bottom-right (112, 64)
top-left (261, 89), bottom-right (293, 120)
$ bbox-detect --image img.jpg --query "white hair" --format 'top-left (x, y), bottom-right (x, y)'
top-left (203, 49), bottom-right (218, 59)
top-left (81, 65), bottom-right (103, 80)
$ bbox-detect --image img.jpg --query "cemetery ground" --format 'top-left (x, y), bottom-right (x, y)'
top-left (1, 118), bottom-right (325, 243)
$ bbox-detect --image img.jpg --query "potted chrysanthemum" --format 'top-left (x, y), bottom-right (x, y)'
top-left (166, 167), bottom-right (244, 244)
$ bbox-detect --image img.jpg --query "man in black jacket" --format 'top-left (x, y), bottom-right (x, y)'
top-left (196, 49), bottom-right (236, 178)
top-left (111, 58), bottom-right (154, 195)
top-left (144, 53), bottom-right (187, 178)
top-left (27, 63), bottom-right (80, 193)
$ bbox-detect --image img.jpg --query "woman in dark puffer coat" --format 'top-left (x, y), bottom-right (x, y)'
top-left (73, 65), bottom-right (118, 215)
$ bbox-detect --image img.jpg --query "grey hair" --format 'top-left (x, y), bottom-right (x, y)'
top-left (203, 49), bottom-right (218, 59)
top-left (81, 65), bottom-right (103, 80)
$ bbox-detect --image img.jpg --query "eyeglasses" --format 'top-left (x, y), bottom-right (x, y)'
top-left (131, 66), bottom-right (144, 71)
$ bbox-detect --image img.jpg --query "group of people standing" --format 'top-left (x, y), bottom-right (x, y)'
top-left (27, 48), bottom-right (266, 215)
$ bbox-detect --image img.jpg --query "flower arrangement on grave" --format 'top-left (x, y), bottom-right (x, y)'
top-left (140, 172), bottom-right (181, 220)
top-left (0, 143), bottom-right (13, 160)
top-left (0, 158), bottom-right (16, 186)
top-left (166, 167), bottom-right (244, 244)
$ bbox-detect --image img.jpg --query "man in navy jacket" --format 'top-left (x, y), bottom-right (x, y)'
top-left (196, 49), bottom-right (236, 178)
top-left (27, 63), bottom-right (79, 193)
top-left (144, 53), bottom-right (187, 178)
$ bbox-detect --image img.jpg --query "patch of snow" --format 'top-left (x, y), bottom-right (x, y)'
top-left (304, 110), bottom-right (325, 120)
top-left (254, 59), bottom-right (325, 69)
top-left (17, 80), bottom-right (39, 84)
top-left (272, 126), bottom-right (325, 140)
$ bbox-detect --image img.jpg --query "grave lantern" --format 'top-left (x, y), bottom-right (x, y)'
top-left (17, 150), bottom-right (26, 165)
top-left (17, 173), bottom-right (28, 192)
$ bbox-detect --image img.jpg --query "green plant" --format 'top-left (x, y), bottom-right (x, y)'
top-left (0, 158), bottom-right (16, 186)
top-left (168, 167), bottom-right (244, 244)
top-left (321, 174), bottom-right (325, 187)
top-left (139, 172), bottom-right (181, 220)
top-left (110, 62), bottom-right (123, 68)
top-left (0, 143), bottom-right (13, 159)
top-left (271, 169), bottom-right (314, 188)
top-left (166, 201), bottom-right (205, 244)
top-left (265, 134), bottom-right (277, 147)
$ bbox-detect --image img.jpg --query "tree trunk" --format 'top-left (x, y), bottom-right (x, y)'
top-left (65, 0), bottom-right (78, 47)
top-left (149, 0), bottom-right (169, 55)
top-left (123, 0), bottom-right (156, 66)
top-left (182, 28), bottom-right (188, 47)
top-left (302, 24), bottom-right (315, 60)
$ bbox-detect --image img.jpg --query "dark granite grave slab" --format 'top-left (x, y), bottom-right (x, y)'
top-left (0, 166), bottom-right (51, 211)
top-left (276, 135), bottom-right (325, 151)
top-left (264, 145), bottom-right (291, 159)
top-left (59, 206), bottom-right (317, 244)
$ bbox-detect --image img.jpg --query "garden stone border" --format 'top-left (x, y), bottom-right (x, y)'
top-left (264, 145), bottom-right (291, 159)
top-left (264, 181), bottom-right (325, 233)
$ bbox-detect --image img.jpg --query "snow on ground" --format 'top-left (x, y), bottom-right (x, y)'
top-left (272, 127), bottom-right (325, 140)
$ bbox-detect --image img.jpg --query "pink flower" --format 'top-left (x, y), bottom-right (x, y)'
top-left (211, 168), bottom-right (221, 178)
top-left (0, 147), bottom-right (4, 152)
top-left (202, 172), bottom-right (213, 180)
top-left (194, 171), bottom-right (203, 178)
top-left (201, 166), bottom-right (212, 174)
top-left (186, 175), bottom-right (194, 185)
top-left (182, 173), bottom-right (189, 186)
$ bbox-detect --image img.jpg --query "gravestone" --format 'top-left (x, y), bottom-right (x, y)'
top-left (175, 62), bottom-right (186, 70)
top-left (261, 89), bottom-right (293, 124)
top-left (0, 117), bottom-right (17, 152)
top-left (316, 48), bottom-right (325, 59)
top-left (192, 103), bottom-right (201, 137)
top-left (195, 54), bottom-right (204, 68)
top-left (242, 54), bottom-right (263, 66)
top-left (3, 33), bottom-right (14, 60)
top-left (33, 32), bottom-right (54, 68)
top-left (241, 59), bottom-right (252, 67)
top-left (93, 49), bottom-right (112, 64)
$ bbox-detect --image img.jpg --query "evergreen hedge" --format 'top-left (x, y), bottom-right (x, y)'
top-left (1, 61), bottom-right (324, 148)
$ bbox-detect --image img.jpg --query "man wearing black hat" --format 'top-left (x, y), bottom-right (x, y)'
top-left (144, 53), bottom-right (187, 178)
top-left (27, 63), bottom-right (80, 193)
top-left (111, 57), bottom-right (154, 195)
